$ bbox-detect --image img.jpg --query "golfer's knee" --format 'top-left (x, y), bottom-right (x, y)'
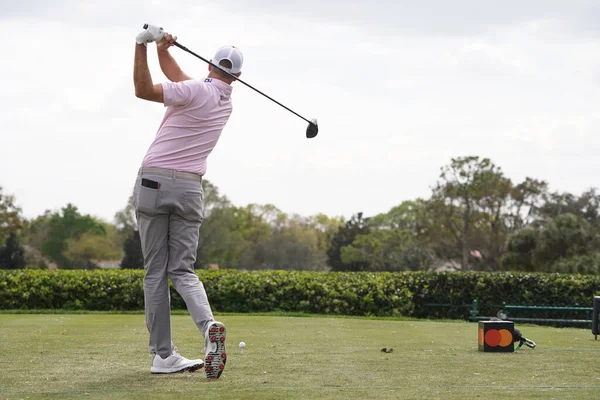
top-left (143, 280), bottom-right (169, 295)
top-left (169, 270), bottom-right (201, 287)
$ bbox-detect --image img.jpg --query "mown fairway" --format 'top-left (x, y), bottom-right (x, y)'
top-left (1, 314), bottom-right (599, 399)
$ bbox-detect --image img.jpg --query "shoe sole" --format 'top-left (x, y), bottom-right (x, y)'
top-left (205, 322), bottom-right (227, 379)
top-left (151, 362), bottom-right (204, 374)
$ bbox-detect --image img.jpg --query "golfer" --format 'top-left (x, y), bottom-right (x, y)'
top-left (132, 24), bottom-right (242, 379)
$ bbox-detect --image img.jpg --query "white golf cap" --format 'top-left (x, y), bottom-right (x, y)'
top-left (212, 45), bottom-right (244, 74)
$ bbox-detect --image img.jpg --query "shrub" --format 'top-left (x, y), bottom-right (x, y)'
top-left (1, 270), bottom-right (599, 321)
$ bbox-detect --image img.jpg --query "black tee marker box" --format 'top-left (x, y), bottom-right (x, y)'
top-left (478, 320), bottom-right (515, 353)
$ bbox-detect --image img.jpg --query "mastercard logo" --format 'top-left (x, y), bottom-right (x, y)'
top-left (479, 328), bottom-right (512, 347)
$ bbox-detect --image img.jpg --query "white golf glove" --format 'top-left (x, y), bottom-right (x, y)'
top-left (136, 24), bottom-right (165, 45)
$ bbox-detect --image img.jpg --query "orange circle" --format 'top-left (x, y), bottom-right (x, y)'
top-left (478, 328), bottom-right (484, 345)
top-left (485, 329), bottom-right (501, 346)
top-left (499, 329), bottom-right (512, 347)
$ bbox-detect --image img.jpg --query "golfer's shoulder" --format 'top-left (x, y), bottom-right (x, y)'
top-left (181, 78), bottom-right (205, 88)
top-left (174, 78), bottom-right (209, 94)
top-left (164, 79), bottom-right (202, 89)
top-left (188, 78), bottom-right (216, 91)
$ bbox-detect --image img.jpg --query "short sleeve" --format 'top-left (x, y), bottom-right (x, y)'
top-left (161, 80), bottom-right (203, 107)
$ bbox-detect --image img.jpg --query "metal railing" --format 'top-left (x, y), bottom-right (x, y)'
top-left (469, 299), bottom-right (593, 326)
top-left (424, 297), bottom-right (600, 338)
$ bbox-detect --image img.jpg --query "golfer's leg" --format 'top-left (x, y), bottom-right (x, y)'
top-left (135, 178), bottom-right (172, 359)
top-left (168, 214), bottom-right (215, 333)
top-left (167, 183), bottom-right (215, 335)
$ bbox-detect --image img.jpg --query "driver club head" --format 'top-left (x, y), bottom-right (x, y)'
top-left (306, 119), bottom-right (319, 138)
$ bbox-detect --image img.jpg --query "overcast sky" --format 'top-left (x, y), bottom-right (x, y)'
top-left (1, 0), bottom-right (599, 222)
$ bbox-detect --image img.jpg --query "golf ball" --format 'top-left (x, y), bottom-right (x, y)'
top-left (239, 341), bottom-right (246, 349)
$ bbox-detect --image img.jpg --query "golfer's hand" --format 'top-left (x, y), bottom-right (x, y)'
top-left (136, 24), bottom-right (165, 45)
top-left (157, 33), bottom-right (177, 51)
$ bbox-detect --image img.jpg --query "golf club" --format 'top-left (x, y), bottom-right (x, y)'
top-left (143, 24), bottom-right (319, 139)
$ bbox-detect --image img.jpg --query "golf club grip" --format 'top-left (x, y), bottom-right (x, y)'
top-left (172, 42), bottom-right (315, 126)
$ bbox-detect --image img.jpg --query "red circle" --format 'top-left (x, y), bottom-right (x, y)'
top-left (485, 329), bottom-right (501, 346)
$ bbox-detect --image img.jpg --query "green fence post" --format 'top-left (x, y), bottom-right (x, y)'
top-left (470, 299), bottom-right (479, 321)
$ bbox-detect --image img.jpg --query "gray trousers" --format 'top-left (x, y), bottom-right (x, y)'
top-left (133, 167), bottom-right (214, 359)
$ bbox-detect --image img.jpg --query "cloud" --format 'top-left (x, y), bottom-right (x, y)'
top-left (1, 0), bottom-right (599, 222)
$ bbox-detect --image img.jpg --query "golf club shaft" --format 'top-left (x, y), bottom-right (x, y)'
top-left (173, 42), bottom-right (314, 126)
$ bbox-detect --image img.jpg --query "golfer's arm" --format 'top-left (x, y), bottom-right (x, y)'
top-left (157, 48), bottom-right (192, 82)
top-left (134, 44), bottom-right (164, 103)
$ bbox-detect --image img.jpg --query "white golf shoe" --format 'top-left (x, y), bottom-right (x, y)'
top-left (150, 349), bottom-right (204, 374)
top-left (204, 321), bottom-right (227, 379)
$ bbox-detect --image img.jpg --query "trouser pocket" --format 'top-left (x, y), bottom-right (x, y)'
top-left (183, 185), bottom-right (204, 223)
top-left (134, 176), bottom-right (161, 214)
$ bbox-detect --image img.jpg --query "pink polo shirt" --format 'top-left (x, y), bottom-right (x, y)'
top-left (141, 78), bottom-right (234, 175)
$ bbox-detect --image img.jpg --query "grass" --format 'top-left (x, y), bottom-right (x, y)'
top-left (1, 314), bottom-right (600, 399)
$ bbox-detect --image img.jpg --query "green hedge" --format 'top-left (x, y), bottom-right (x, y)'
top-left (1, 270), bottom-right (599, 320)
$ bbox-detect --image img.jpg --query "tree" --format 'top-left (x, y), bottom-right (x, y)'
top-left (232, 204), bottom-right (296, 270)
top-left (341, 225), bottom-right (435, 272)
top-left (233, 204), bottom-right (282, 269)
top-left (114, 194), bottom-right (138, 256)
top-left (326, 212), bottom-right (370, 271)
top-left (396, 242), bottom-right (435, 271)
top-left (427, 157), bottom-right (547, 270)
top-left (202, 179), bottom-right (232, 217)
top-left (0, 232), bottom-right (26, 269)
top-left (375, 200), bottom-right (437, 268)
top-left (535, 188), bottom-right (600, 228)
top-left (533, 213), bottom-right (597, 268)
top-left (41, 204), bottom-right (106, 268)
top-left (368, 200), bottom-right (422, 232)
top-left (64, 232), bottom-right (122, 269)
top-left (430, 157), bottom-right (504, 269)
top-left (474, 176), bottom-right (547, 269)
top-left (501, 213), bottom-right (599, 272)
top-left (114, 195), bottom-right (143, 269)
top-left (249, 213), bottom-right (328, 270)
top-left (0, 187), bottom-right (23, 246)
top-left (196, 206), bottom-right (248, 268)
top-left (22, 211), bottom-right (52, 253)
top-left (305, 213), bottom-right (344, 254)
top-left (341, 229), bottom-right (408, 271)
top-left (114, 195), bottom-right (136, 233)
top-left (121, 229), bottom-right (144, 269)
top-left (418, 197), bottom-right (463, 264)
top-left (197, 197), bottom-right (340, 270)
top-left (500, 227), bottom-right (539, 272)
top-left (550, 252), bottom-right (600, 275)
top-left (194, 180), bottom-right (241, 268)
top-left (505, 178), bottom-right (548, 231)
